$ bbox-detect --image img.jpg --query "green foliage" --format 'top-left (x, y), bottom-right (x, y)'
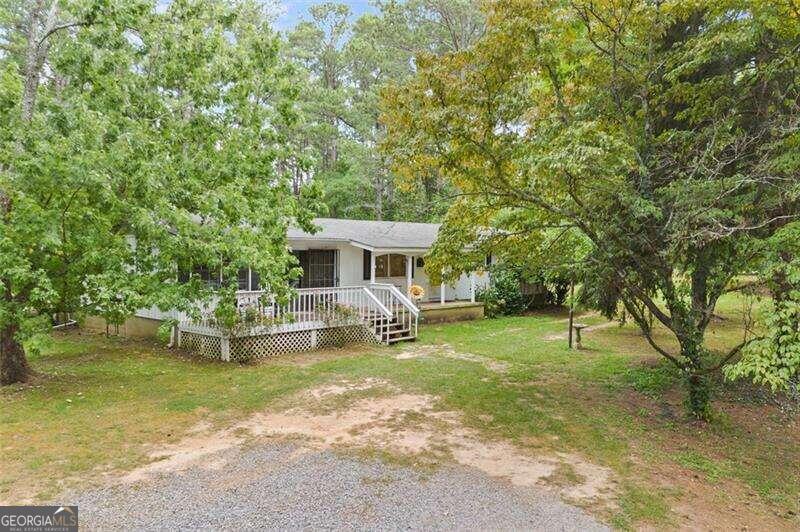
top-left (726, 298), bottom-right (800, 391)
top-left (283, 1), bottom-right (482, 221)
top-left (318, 301), bottom-right (362, 327)
top-left (156, 319), bottom-right (178, 344)
top-left (478, 263), bottom-right (570, 317)
top-left (685, 373), bottom-right (713, 421)
top-left (0, 0), bottom-right (322, 380)
top-left (21, 331), bottom-right (53, 362)
top-left (726, 224), bottom-right (800, 391)
top-left (478, 265), bottom-right (529, 317)
top-left (382, 0), bottom-right (800, 416)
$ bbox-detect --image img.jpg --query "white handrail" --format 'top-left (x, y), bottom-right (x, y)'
top-left (362, 287), bottom-right (393, 318)
top-left (369, 283), bottom-right (419, 316)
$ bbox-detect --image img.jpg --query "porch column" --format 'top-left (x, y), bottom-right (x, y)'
top-left (440, 283), bottom-right (445, 304)
top-left (406, 255), bottom-right (413, 293)
top-left (470, 272), bottom-right (476, 303)
top-left (370, 251), bottom-right (376, 284)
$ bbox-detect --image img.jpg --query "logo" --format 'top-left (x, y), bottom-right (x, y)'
top-left (0, 506), bottom-right (78, 532)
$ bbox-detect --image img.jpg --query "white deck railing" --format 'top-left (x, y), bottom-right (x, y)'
top-left (179, 285), bottom-right (415, 343)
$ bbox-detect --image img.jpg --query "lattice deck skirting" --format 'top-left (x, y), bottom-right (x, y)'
top-left (178, 323), bottom-right (378, 362)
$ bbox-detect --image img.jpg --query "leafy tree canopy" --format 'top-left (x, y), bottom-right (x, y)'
top-left (0, 0), bottom-right (321, 384)
top-left (383, 0), bottom-right (800, 417)
top-left (282, 0), bottom-right (484, 221)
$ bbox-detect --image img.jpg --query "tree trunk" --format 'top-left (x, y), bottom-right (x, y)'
top-left (680, 339), bottom-right (711, 419)
top-left (685, 371), bottom-right (711, 420)
top-left (21, 0), bottom-right (44, 122)
top-left (1, 323), bottom-right (30, 385)
top-left (374, 178), bottom-right (383, 221)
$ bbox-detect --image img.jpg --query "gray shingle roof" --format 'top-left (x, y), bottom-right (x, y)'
top-left (287, 218), bottom-right (441, 250)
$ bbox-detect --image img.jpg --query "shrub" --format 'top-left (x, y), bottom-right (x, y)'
top-left (479, 264), bottom-right (571, 317)
top-left (478, 265), bottom-right (530, 317)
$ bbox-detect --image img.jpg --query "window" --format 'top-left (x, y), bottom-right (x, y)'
top-left (193, 265), bottom-right (220, 288)
top-left (390, 254), bottom-right (406, 276)
top-left (237, 268), bottom-right (250, 290)
top-left (375, 254), bottom-right (388, 277)
top-left (294, 250), bottom-right (336, 288)
top-left (376, 254), bottom-right (407, 277)
top-left (364, 251), bottom-right (412, 278)
top-left (178, 264), bottom-right (257, 290)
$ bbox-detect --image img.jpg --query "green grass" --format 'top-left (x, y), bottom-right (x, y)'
top-left (673, 450), bottom-right (731, 483)
top-left (1, 294), bottom-right (797, 529)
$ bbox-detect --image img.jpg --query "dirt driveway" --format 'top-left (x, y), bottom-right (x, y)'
top-left (68, 378), bottom-right (610, 530)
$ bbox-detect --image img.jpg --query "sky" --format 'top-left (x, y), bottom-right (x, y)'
top-left (273, 0), bottom-right (378, 31)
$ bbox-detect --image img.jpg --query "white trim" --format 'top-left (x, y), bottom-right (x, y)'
top-left (363, 286), bottom-right (393, 317)
top-left (347, 240), bottom-right (376, 251)
top-left (288, 238), bottom-right (351, 249)
top-left (371, 247), bottom-right (430, 254)
top-left (470, 273), bottom-right (476, 303)
top-left (370, 282), bottom-right (419, 317)
top-left (220, 337), bottom-right (230, 361)
top-left (290, 237), bottom-right (429, 255)
top-left (406, 255), bottom-right (413, 293)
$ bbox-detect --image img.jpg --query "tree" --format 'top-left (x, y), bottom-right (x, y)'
top-left (0, 0), bottom-right (320, 385)
top-left (382, 0), bottom-right (800, 418)
top-left (283, 0), bottom-right (485, 221)
top-left (285, 3), bottom-right (351, 174)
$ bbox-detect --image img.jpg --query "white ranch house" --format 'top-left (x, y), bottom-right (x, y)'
top-left (116, 218), bottom-right (489, 361)
top-left (285, 218), bottom-right (488, 302)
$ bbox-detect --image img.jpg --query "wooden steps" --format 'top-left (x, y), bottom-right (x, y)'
top-left (363, 313), bottom-right (415, 345)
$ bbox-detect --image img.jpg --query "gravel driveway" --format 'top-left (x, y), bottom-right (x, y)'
top-left (69, 442), bottom-right (608, 531)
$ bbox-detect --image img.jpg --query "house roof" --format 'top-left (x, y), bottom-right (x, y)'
top-left (287, 218), bottom-right (441, 251)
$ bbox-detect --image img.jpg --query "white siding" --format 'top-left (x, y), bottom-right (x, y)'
top-left (294, 242), bottom-right (483, 302)
top-left (337, 243), bottom-right (365, 286)
top-left (337, 246), bottom-right (486, 302)
top-left (135, 242), bottom-right (488, 321)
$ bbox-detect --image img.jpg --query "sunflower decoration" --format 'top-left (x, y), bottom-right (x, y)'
top-left (408, 284), bottom-right (425, 301)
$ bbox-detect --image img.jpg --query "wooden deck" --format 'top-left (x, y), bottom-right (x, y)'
top-left (176, 284), bottom-right (420, 361)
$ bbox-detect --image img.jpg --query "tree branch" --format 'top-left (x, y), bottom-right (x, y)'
top-left (621, 293), bottom-right (684, 368)
top-left (702, 336), bottom-right (764, 373)
top-left (36, 20), bottom-right (88, 47)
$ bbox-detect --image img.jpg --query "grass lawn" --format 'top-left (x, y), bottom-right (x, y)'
top-left (1, 294), bottom-right (798, 529)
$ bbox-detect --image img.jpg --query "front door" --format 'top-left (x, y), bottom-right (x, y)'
top-left (293, 250), bottom-right (336, 288)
